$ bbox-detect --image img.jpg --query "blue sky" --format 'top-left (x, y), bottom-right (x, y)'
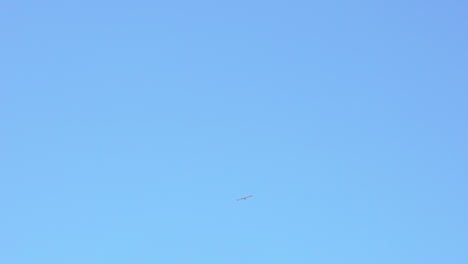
top-left (1, 1), bottom-right (467, 263)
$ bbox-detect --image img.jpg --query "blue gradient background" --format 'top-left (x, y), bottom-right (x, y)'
top-left (1, 1), bottom-right (467, 263)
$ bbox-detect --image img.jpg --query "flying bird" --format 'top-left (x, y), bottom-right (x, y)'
top-left (236, 195), bottom-right (253, 201)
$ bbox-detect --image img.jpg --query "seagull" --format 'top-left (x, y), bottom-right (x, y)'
top-left (236, 195), bottom-right (253, 201)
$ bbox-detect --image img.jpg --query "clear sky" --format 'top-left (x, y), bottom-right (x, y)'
top-left (1, 1), bottom-right (467, 263)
